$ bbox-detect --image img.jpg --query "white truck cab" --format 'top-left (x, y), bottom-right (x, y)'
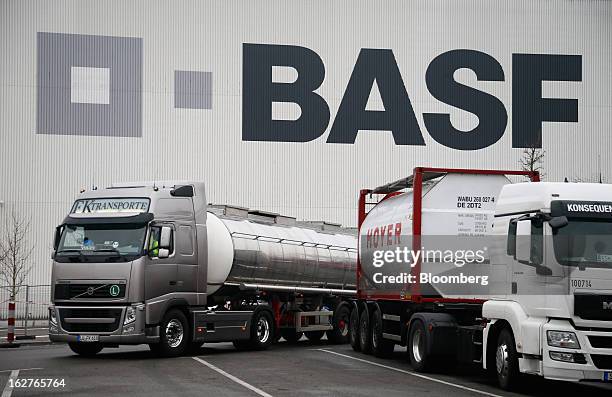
top-left (485, 182), bottom-right (612, 385)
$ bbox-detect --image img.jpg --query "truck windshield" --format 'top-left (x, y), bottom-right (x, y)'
top-left (553, 218), bottom-right (612, 267)
top-left (56, 223), bottom-right (147, 261)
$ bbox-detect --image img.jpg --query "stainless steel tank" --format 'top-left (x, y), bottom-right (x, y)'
top-left (206, 206), bottom-right (357, 294)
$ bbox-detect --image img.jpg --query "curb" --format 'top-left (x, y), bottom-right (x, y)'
top-left (0, 342), bottom-right (21, 348)
top-left (0, 338), bottom-right (53, 348)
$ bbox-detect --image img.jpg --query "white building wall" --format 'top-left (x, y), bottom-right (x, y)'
top-left (1, 0), bottom-right (611, 286)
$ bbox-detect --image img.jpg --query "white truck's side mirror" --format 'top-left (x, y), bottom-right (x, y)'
top-left (515, 220), bottom-right (532, 262)
top-left (160, 226), bottom-right (172, 249)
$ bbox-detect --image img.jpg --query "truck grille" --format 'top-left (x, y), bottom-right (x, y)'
top-left (588, 336), bottom-right (612, 349)
top-left (574, 294), bottom-right (612, 321)
top-left (591, 354), bottom-right (612, 370)
top-left (59, 308), bottom-right (122, 333)
top-left (55, 284), bottom-right (126, 300)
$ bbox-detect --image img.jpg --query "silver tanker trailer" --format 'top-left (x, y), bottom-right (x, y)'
top-left (49, 182), bottom-right (356, 357)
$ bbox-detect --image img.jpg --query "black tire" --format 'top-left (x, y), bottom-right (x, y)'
top-left (249, 310), bottom-right (275, 350)
top-left (280, 329), bottom-right (303, 344)
top-left (154, 309), bottom-right (189, 357)
top-left (68, 342), bottom-right (103, 357)
top-left (408, 320), bottom-right (431, 371)
top-left (327, 303), bottom-right (351, 344)
top-left (349, 306), bottom-right (361, 352)
top-left (495, 328), bottom-right (520, 391)
top-left (371, 309), bottom-right (395, 358)
top-left (305, 330), bottom-right (325, 342)
top-left (359, 309), bottom-right (372, 354)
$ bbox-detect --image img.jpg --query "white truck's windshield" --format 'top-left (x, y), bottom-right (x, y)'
top-left (553, 219), bottom-right (612, 266)
top-left (56, 224), bottom-right (147, 259)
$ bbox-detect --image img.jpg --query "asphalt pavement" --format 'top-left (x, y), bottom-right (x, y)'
top-left (1, 339), bottom-right (611, 397)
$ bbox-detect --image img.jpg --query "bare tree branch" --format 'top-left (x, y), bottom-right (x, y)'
top-left (0, 210), bottom-right (33, 300)
top-left (519, 145), bottom-right (546, 180)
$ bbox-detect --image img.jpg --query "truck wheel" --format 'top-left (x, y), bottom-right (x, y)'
top-left (327, 303), bottom-right (351, 344)
top-left (305, 330), bottom-right (325, 342)
top-left (359, 309), bottom-right (372, 354)
top-left (349, 306), bottom-right (361, 351)
top-left (249, 310), bottom-right (274, 350)
top-left (280, 329), bottom-right (303, 344)
top-left (371, 309), bottom-right (394, 358)
top-left (408, 320), bottom-right (431, 371)
top-left (68, 342), bottom-right (103, 357)
top-left (495, 328), bottom-right (520, 390)
top-left (156, 309), bottom-right (189, 357)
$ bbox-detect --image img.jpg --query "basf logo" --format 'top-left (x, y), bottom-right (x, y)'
top-left (243, 44), bottom-right (582, 150)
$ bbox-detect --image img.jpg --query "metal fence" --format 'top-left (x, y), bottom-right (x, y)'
top-left (0, 285), bottom-right (51, 323)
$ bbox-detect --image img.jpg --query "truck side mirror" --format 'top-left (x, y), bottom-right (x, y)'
top-left (515, 220), bottom-right (532, 263)
top-left (53, 225), bottom-right (64, 251)
top-left (158, 248), bottom-right (170, 259)
top-left (160, 226), bottom-right (172, 249)
top-left (549, 216), bottom-right (569, 229)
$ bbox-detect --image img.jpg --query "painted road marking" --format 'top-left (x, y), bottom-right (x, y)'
top-left (1, 370), bottom-right (19, 397)
top-left (317, 349), bottom-right (503, 397)
top-left (0, 368), bottom-right (42, 374)
top-left (192, 357), bottom-right (273, 397)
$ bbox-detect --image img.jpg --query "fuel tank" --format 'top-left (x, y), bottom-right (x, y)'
top-left (206, 206), bottom-right (357, 294)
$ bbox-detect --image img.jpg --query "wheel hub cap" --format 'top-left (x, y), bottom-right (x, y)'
top-left (339, 318), bottom-right (348, 337)
top-left (257, 317), bottom-right (270, 343)
top-left (412, 329), bottom-right (424, 363)
top-left (165, 319), bottom-right (184, 348)
top-left (496, 343), bottom-right (509, 376)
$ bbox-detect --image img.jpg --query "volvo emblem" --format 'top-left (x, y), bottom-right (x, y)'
top-left (86, 287), bottom-right (95, 296)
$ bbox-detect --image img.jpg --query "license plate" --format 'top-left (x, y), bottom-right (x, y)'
top-left (77, 335), bottom-right (99, 342)
top-left (604, 372), bottom-right (612, 382)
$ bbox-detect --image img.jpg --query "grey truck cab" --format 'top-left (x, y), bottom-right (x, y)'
top-left (49, 182), bottom-right (208, 356)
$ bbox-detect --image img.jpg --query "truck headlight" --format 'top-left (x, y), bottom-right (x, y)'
top-left (547, 331), bottom-right (580, 349)
top-left (124, 306), bottom-right (137, 325)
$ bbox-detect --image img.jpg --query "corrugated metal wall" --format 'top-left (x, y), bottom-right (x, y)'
top-left (1, 0), bottom-right (611, 286)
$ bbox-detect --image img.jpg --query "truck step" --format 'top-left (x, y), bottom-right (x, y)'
top-left (382, 332), bottom-right (402, 341)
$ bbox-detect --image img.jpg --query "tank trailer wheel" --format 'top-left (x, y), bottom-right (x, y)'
top-left (349, 306), bottom-right (361, 351)
top-left (327, 303), bottom-right (351, 344)
top-left (359, 309), bottom-right (372, 354)
top-left (371, 309), bottom-right (394, 358)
